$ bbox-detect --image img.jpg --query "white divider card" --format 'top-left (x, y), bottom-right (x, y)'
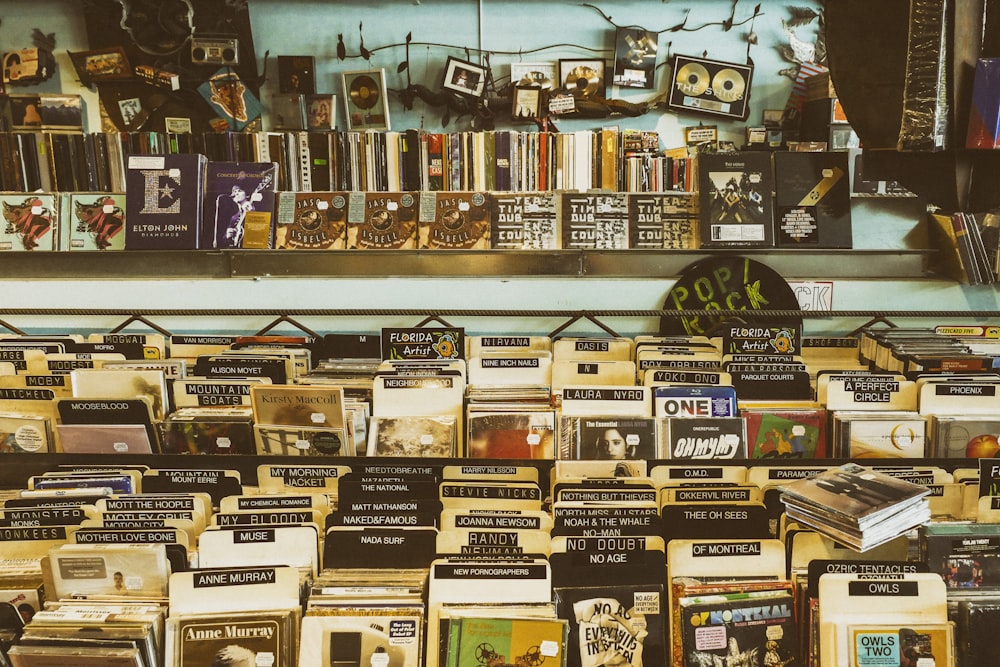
top-left (816, 573), bottom-right (948, 667)
top-left (918, 379), bottom-right (1000, 414)
top-left (650, 464), bottom-right (748, 488)
top-left (467, 334), bottom-right (552, 357)
top-left (804, 560), bottom-right (928, 598)
top-left (88, 332), bottom-right (167, 358)
top-left (47, 543), bottom-right (171, 599)
top-left (551, 361), bottom-right (636, 395)
top-left (172, 378), bottom-right (269, 407)
top-left (815, 371), bottom-right (897, 404)
top-left (427, 557), bottom-right (552, 667)
top-left (256, 464), bottom-right (352, 495)
top-left (643, 368), bottom-right (732, 387)
top-left (0, 372), bottom-right (72, 396)
top-left (554, 483), bottom-right (658, 507)
top-left (84, 516), bottom-right (199, 551)
top-left (212, 508), bottom-right (323, 528)
top-left (0, 524), bottom-right (78, 571)
top-left (554, 459), bottom-right (649, 480)
top-left (439, 481), bottom-right (543, 511)
top-left (98, 492), bottom-right (212, 524)
top-left (141, 468), bottom-right (242, 506)
top-left (34, 352), bottom-right (127, 375)
top-left (168, 334), bottom-right (240, 363)
top-left (442, 464), bottom-right (539, 484)
top-left (468, 351), bottom-right (552, 386)
top-left (0, 348), bottom-right (51, 373)
top-left (789, 532), bottom-right (910, 580)
top-left (551, 502), bottom-right (662, 537)
top-left (550, 535), bottom-right (666, 587)
top-left (441, 509), bottom-right (553, 533)
top-left (220, 493), bottom-right (330, 516)
top-left (653, 385), bottom-right (738, 418)
top-left (637, 349), bottom-right (723, 381)
top-left (925, 483), bottom-right (965, 519)
top-left (169, 565), bottom-right (301, 615)
top-left (436, 527), bottom-right (551, 558)
top-left (324, 526), bottom-right (438, 569)
top-left (560, 385), bottom-right (652, 416)
top-left (198, 524), bottom-right (320, 576)
top-left (745, 465), bottom-right (827, 491)
top-left (73, 525), bottom-right (189, 551)
top-left (0, 505), bottom-right (94, 528)
top-left (553, 336), bottom-right (635, 362)
top-left (824, 376), bottom-right (918, 411)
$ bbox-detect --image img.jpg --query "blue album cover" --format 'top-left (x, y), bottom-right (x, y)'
top-left (196, 68), bottom-right (263, 131)
top-left (202, 162), bottom-right (279, 249)
top-left (654, 384), bottom-right (738, 417)
top-left (124, 153), bottom-right (207, 249)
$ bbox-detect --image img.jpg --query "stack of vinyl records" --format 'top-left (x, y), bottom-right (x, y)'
top-left (779, 462), bottom-right (931, 552)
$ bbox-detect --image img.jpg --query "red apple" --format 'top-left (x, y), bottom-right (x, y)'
top-left (966, 434), bottom-right (1000, 458)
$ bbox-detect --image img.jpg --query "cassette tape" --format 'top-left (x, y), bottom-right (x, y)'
top-left (667, 54), bottom-right (753, 120)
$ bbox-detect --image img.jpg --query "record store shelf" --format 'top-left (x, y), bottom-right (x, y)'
top-left (2, 248), bottom-right (931, 280)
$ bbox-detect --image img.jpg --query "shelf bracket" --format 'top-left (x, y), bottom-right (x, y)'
top-left (414, 315), bottom-right (456, 328)
top-left (109, 314), bottom-right (173, 337)
top-left (548, 312), bottom-right (621, 338)
top-left (847, 316), bottom-right (899, 338)
top-left (0, 318), bottom-right (26, 335)
top-left (254, 315), bottom-right (322, 339)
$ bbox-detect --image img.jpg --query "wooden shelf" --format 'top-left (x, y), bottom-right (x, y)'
top-left (0, 248), bottom-right (932, 280)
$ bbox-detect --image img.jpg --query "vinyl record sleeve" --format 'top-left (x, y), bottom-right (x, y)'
top-left (348, 192), bottom-right (417, 249)
top-left (418, 191), bottom-right (491, 249)
top-left (490, 192), bottom-right (559, 249)
top-left (0, 192), bottom-right (56, 252)
top-left (679, 590), bottom-right (798, 667)
top-left (774, 151), bottom-right (852, 248)
top-left (166, 610), bottom-right (297, 667)
top-left (697, 151), bottom-right (774, 248)
top-left (124, 154), bottom-right (206, 250)
top-left (554, 584), bottom-right (666, 667)
top-left (202, 161), bottom-right (279, 250)
top-left (63, 192), bottom-right (126, 251)
top-left (274, 191), bottom-right (348, 249)
top-left (445, 616), bottom-right (568, 667)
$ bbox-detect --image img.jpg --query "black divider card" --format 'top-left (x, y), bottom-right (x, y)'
top-left (730, 369), bottom-right (813, 400)
top-left (660, 502), bottom-right (771, 544)
top-left (553, 506), bottom-right (662, 537)
top-left (327, 507), bottom-right (440, 528)
top-left (141, 469), bottom-right (242, 506)
top-left (193, 355), bottom-right (288, 384)
top-left (550, 536), bottom-right (666, 587)
top-left (56, 397), bottom-right (158, 446)
top-left (324, 527), bottom-right (437, 569)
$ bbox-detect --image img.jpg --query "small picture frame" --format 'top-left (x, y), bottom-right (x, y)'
top-left (306, 93), bottom-right (336, 130)
top-left (512, 85), bottom-right (542, 121)
top-left (68, 47), bottom-right (132, 85)
top-left (165, 117), bottom-right (192, 134)
top-left (117, 97), bottom-right (142, 128)
top-left (342, 68), bottom-right (390, 131)
top-left (558, 58), bottom-right (606, 97)
top-left (510, 61), bottom-right (557, 91)
top-left (441, 56), bottom-right (487, 98)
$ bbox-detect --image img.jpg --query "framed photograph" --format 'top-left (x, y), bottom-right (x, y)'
top-left (342, 68), bottom-right (390, 131)
top-left (117, 98), bottom-right (142, 128)
top-left (306, 93), bottom-right (336, 130)
top-left (441, 56), bottom-right (487, 98)
top-left (512, 85), bottom-right (542, 121)
top-left (509, 61), bottom-right (557, 91)
top-left (558, 58), bottom-right (606, 97)
top-left (165, 117), bottom-right (192, 134)
top-left (68, 47), bottom-right (132, 85)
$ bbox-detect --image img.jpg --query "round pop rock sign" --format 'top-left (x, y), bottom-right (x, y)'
top-left (659, 256), bottom-right (802, 336)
